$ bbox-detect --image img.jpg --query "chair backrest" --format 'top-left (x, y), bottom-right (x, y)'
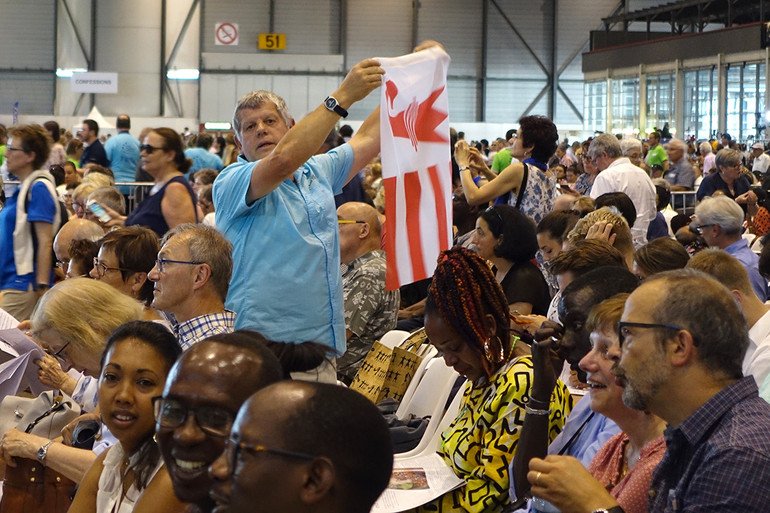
top-left (396, 346), bottom-right (438, 419)
top-left (378, 330), bottom-right (411, 349)
top-left (399, 357), bottom-right (458, 419)
top-left (395, 376), bottom-right (466, 460)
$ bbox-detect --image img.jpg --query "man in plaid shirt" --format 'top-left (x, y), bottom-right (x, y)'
top-left (149, 223), bottom-right (235, 349)
top-left (614, 269), bottom-right (770, 512)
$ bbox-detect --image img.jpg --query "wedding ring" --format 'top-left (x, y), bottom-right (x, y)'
top-left (536, 471), bottom-right (542, 485)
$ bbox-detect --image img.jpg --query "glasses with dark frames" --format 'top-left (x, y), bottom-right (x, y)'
top-left (154, 258), bottom-right (203, 273)
top-left (337, 220), bottom-right (366, 224)
top-left (44, 341), bottom-right (71, 365)
top-left (689, 221), bottom-right (714, 235)
top-left (617, 321), bottom-right (689, 347)
top-left (223, 435), bottom-right (316, 471)
top-left (152, 396), bottom-right (233, 437)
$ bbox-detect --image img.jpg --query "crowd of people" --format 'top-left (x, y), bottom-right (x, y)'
top-left (0, 38), bottom-right (768, 513)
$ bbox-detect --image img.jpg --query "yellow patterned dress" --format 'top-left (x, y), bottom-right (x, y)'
top-left (415, 355), bottom-right (572, 513)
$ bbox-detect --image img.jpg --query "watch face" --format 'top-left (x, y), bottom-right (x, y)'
top-left (325, 97), bottom-right (336, 109)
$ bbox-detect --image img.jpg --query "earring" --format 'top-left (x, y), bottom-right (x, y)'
top-left (483, 335), bottom-right (505, 364)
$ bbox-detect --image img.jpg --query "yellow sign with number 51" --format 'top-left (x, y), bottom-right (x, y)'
top-left (258, 33), bottom-right (286, 50)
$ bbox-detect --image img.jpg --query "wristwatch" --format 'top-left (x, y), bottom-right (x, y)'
top-left (324, 96), bottom-right (348, 118)
top-left (591, 507), bottom-right (625, 513)
top-left (35, 283), bottom-right (50, 292)
top-left (37, 440), bottom-right (54, 465)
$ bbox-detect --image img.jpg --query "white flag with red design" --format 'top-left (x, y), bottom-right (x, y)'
top-left (378, 46), bottom-right (452, 290)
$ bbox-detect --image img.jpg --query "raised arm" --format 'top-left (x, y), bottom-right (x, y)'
top-left (347, 107), bottom-right (381, 183)
top-left (246, 59), bottom-right (384, 202)
top-left (455, 141), bottom-right (524, 206)
top-left (512, 324), bottom-right (562, 500)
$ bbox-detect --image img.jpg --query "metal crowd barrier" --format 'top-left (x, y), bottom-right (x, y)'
top-left (3, 180), bottom-right (154, 215)
top-left (670, 191), bottom-right (697, 215)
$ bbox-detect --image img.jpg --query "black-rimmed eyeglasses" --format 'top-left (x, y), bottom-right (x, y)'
top-left (617, 321), bottom-right (687, 347)
top-left (154, 258), bottom-right (203, 273)
top-left (152, 396), bottom-right (233, 437)
top-left (223, 436), bottom-right (316, 471)
top-left (689, 221), bottom-right (714, 235)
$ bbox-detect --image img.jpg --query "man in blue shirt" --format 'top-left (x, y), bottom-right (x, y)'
top-left (184, 132), bottom-right (223, 175)
top-left (78, 119), bottom-right (109, 168)
top-left (104, 114), bottom-right (140, 194)
top-left (213, 58), bottom-right (385, 382)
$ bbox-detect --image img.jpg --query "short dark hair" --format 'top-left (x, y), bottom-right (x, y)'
top-left (194, 168), bottom-right (218, 185)
top-left (479, 205), bottom-right (538, 262)
top-left (654, 184), bottom-right (671, 211)
top-left (277, 382), bottom-right (393, 510)
top-left (100, 226), bottom-right (160, 305)
top-left (518, 115), bottom-right (558, 163)
top-left (196, 133), bottom-right (213, 149)
top-left (49, 164), bottom-right (65, 186)
top-left (635, 237), bottom-right (689, 277)
top-left (68, 238), bottom-right (100, 277)
top-left (549, 239), bottom-right (626, 277)
top-left (536, 209), bottom-right (580, 243)
top-left (559, 266), bottom-right (639, 321)
top-left (594, 192), bottom-right (637, 228)
top-left (10, 124), bottom-right (51, 169)
top-left (83, 119), bottom-right (99, 135)
top-left (102, 320), bottom-right (181, 372)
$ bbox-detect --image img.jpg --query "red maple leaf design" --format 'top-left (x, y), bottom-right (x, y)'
top-left (385, 80), bottom-right (448, 151)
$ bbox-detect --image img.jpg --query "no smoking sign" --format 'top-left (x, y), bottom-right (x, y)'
top-left (215, 22), bottom-right (239, 46)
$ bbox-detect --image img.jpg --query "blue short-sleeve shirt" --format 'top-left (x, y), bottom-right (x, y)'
top-left (213, 143), bottom-right (354, 355)
top-left (0, 181), bottom-right (57, 290)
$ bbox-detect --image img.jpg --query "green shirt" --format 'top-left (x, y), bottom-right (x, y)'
top-left (646, 144), bottom-right (668, 168)
top-left (492, 148), bottom-right (512, 172)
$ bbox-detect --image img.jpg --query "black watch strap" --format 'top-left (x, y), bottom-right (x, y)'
top-left (324, 96), bottom-right (348, 118)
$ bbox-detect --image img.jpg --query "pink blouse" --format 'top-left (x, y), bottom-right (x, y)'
top-left (587, 432), bottom-right (666, 513)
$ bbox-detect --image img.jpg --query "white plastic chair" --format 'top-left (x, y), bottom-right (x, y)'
top-left (395, 345), bottom-right (438, 419)
top-left (395, 377), bottom-right (466, 460)
top-left (378, 329), bottom-right (411, 349)
top-left (392, 358), bottom-right (460, 457)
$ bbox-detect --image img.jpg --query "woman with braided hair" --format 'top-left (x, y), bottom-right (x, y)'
top-left (416, 247), bottom-right (572, 513)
